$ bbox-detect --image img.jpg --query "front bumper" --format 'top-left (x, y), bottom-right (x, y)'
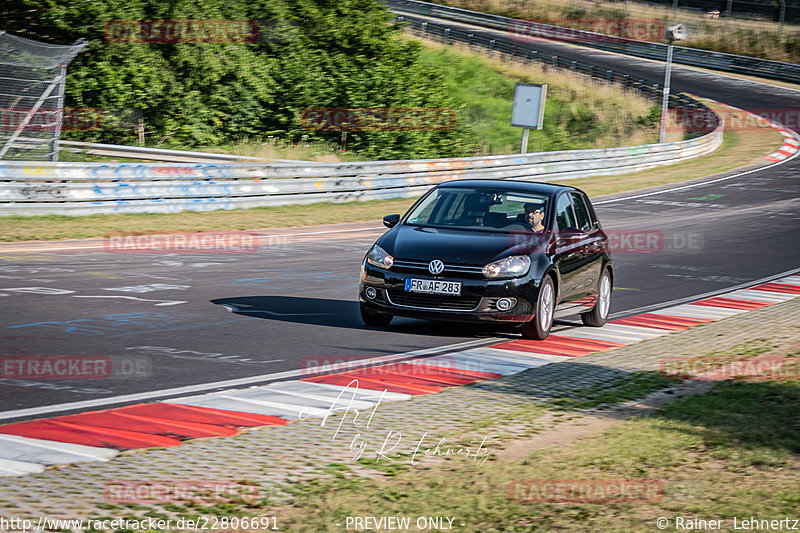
top-left (359, 261), bottom-right (540, 324)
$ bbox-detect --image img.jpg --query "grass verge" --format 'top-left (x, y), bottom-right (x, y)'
top-left (412, 36), bottom-right (658, 155)
top-left (264, 355), bottom-right (800, 531)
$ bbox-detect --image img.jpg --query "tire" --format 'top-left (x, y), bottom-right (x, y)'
top-left (521, 276), bottom-right (555, 340)
top-left (581, 268), bottom-right (612, 327)
top-left (360, 303), bottom-right (393, 327)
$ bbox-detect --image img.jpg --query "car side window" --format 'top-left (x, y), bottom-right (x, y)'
top-left (555, 194), bottom-right (577, 231)
top-left (570, 192), bottom-right (593, 231)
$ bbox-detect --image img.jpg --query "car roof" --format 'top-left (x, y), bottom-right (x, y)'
top-left (436, 179), bottom-right (580, 196)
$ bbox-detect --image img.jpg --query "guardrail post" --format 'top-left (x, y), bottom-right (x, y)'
top-left (444, 27), bottom-right (450, 43)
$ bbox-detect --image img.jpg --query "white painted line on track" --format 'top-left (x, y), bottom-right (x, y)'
top-left (609, 267), bottom-right (800, 320)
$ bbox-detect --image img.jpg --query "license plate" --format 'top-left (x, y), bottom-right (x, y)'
top-left (405, 278), bottom-right (462, 296)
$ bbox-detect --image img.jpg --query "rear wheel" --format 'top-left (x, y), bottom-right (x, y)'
top-left (581, 268), bottom-right (612, 327)
top-left (521, 276), bottom-right (554, 340)
top-left (360, 303), bottom-right (393, 327)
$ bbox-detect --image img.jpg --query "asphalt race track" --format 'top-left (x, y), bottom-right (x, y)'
top-left (1, 13), bottom-right (799, 421)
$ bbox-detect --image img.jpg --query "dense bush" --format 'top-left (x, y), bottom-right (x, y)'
top-left (1, 0), bottom-right (477, 158)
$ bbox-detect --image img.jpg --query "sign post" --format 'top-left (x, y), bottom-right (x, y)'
top-left (511, 82), bottom-right (547, 154)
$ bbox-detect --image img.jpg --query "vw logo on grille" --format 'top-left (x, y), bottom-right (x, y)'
top-left (428, 259), bottom-right (445, 275)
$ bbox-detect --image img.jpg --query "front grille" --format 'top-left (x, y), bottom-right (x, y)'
top-left (393, 258), bottom-right (485, 278)
top-left (386, 290), bottom-right (481, 311)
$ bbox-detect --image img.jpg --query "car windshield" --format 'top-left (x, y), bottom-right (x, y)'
top-left (404, 188), bottom-right (550, 233)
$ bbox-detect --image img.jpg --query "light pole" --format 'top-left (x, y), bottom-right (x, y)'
top-left (726, 0), bottom-right (733, 30)
top-left (659, 23), bottom-right (688, 144)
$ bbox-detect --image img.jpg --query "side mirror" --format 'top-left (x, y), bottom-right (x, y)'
top-left (383, 214), bottom-right (400, 228)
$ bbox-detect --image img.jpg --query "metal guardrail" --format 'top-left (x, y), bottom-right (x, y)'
top-left (0, 131), bottom-right (721, 215)
top-left (0, 1), bottom-right (725, 217)
top-left (385, 0), bottom-right (800, 84)
top-left (58, 141), bottom-right (310, 164)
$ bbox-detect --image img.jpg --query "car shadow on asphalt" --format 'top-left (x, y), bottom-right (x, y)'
top-left (210, 295), bottom-right (500, 339)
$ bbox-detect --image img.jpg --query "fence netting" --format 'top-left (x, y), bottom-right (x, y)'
top-left (0, 31), bottom-right (86, 161)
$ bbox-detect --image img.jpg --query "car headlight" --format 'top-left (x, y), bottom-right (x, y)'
top-left (366, 244), bottom-right (394, 269)
top-left (482, 255), bottom-right (531, 279)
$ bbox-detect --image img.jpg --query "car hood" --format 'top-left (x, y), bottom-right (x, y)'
top-left (379, 224), bottom-right (535, 265)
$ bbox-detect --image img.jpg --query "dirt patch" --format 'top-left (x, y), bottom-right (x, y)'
top-left (497, 379), bottom-right (715, 461)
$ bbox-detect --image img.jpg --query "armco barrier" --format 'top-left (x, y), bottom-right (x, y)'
top-left (58, 140), bottom-right (309, 164)
top-left (0, 129), bottom-right (721, 216)
top-left (0, 0), bottom-right (726, 217)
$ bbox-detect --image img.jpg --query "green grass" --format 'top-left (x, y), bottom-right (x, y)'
top-left (414, 40), bottom-right (656, 155)
top-left (62, 39), bottom-right (657, 163)
top-left (263, 377), bottom-right (800, 532)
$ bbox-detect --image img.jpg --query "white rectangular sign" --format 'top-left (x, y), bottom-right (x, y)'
top-left (511, 83), bottom-right (547, 129)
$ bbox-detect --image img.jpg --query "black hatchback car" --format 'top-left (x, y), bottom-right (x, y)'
top-left (358, 179), bottom-right (613, 340)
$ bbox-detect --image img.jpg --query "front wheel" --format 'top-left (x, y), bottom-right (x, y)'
top-left (521, 276), bottom-right (555, 340)
top-left (581, 268), bottom-right (612, 327)
top-left (360, 303), bottom-right (393, 327)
